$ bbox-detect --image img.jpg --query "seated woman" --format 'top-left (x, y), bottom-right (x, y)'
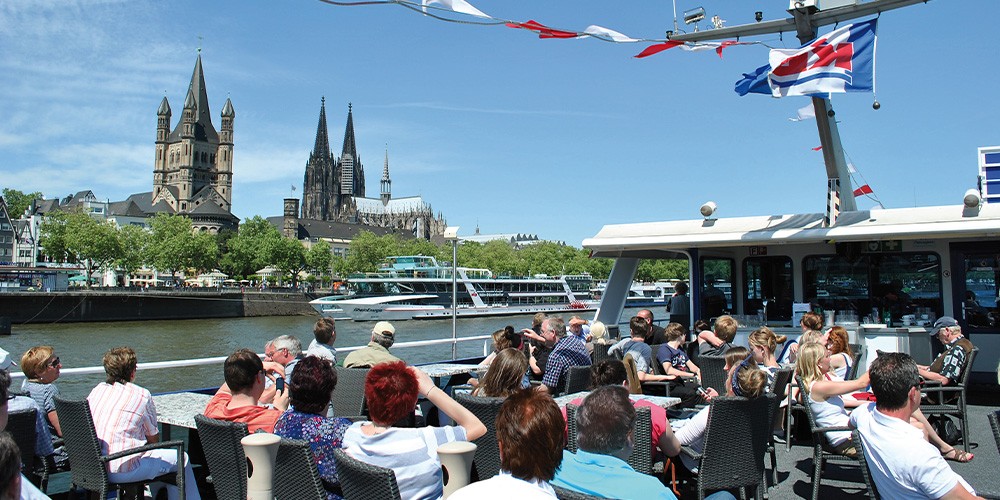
top-left (748, 327), bottom-right (787, 391)
top-left (661, 349), bottom-right (768, 473)
top-left (273, 356), bottom-right (352, 499)
top-left (778, 311), bottom-right (824, 364)
top-left (585, 321), bottom-right (612, 354)
top-left (342, 361), bottom-right (487, 499)
top-left (473, 348), bottom-right (529, 397)
top-left (19, 346), bottom-right (63, 438)
top-left (478, 326), bottom-right (519, 368)
top-left (825, 326), bottom-right (854, 379)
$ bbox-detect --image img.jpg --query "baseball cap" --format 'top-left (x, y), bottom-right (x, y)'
top-left (0, 348), bottom-right (17, 370)
top-left (372, 321), bottom-right (396, 337)
top-left (929, 316), bottom-right (959, 335)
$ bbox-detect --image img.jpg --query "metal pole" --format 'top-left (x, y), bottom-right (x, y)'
top-left (451, 239), bottom-right (458, 360)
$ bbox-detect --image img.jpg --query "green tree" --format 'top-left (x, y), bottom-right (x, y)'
top-left (306, 240), bottom-right (333, 285)
top-left (189, 231), bottom-right (220, 274)
top-left (345, 231), bottom-right (399, 273)
top-left (146, 214), bottom-right (218, 280)
top-left (116, 224), bottom-right (149, 283)
top-left (221, 216), bottom-right (282, 278)
top-left (40, 210), bottom-right (120, 288)
top-left (1, 188), bottom-right (43, 218)
top-left (272, 236), bottom-right (307, 286)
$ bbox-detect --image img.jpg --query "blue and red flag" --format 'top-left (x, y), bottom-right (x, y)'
top-left (735, 18), bottom-right (877, 97)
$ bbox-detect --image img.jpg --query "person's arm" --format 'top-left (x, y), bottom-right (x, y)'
top-left (918, 367), bottom-right (951, 385)
top-left (657, 420), bottom-right (682, 457)
top-left (698, 329), bottom-right (724, 348)
top-left (521, 329), bottom-right (545, 343)
top-left (272, 384), bottom-right (290, 411)
top-left (810, 372), bottom-right (871, 400)
top-left (685, 360), bottom-right (702, 378)
top-left (412, 367), bottom-right (486, 440)
top-left (829, 353), bottom-right (847, 371)
top-left (46, 411), bottom-right (62, 437)
top-left (940, 482), bottom-right (985, 500)
top-left (528, 344), bottom-right (543, 375)
top-left (637, 371), bottom-right (672, 382)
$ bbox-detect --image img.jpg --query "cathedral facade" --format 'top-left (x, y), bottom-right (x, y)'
top-left (300, 100), bottom-right (446, 239)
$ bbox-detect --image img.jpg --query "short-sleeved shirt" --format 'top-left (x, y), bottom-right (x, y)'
top-left (542, 337), bottom-right (592, 391)
top-left (610, 339), bottom-right (654, 374)
top-left (306, 339), bottom-right (338, 364)
top-left (928, 337), bottom-right (973, 383)
top-left (656, 344), bottom-right (691, 372)
top-left (699, 341), bottom-right (734, 357)
top-left (342, 342), bottom-right (401, 368)
top-left (450, 473), bottom-right (556, 499)
top-left (552, 450), bottom-right (677, 499)
top-left (851, 403), bottom-right (976, 499)
top-left (342, 422), bottom-right (468, 500)
top-left (204, 392), bottom-right (282, 433)
top-left (21, 380), bottom-right (59, 435)
top-left (87, 382), bottom-right (159, 473)
top-left (274, 409), bottom-right (352, 499)
top-left (560, 399), bottom-right (668, 460)
top-left (8, 396), bottom-right (55, 457)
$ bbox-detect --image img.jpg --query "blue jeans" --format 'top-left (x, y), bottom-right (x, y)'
top-left (107, 449), bottom-right (200, 500)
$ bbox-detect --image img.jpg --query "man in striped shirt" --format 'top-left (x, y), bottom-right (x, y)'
top-left (88, 347), bottom-right (200, 500)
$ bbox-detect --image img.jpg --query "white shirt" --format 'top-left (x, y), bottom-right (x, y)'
top-left (449, 473), bottom-right (556, 499)
top-left (850, 403), bottom-right (975, 499)
top-left (672, 405), bottom-right (710, 472)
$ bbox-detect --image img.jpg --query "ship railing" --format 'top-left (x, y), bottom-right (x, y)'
top-left (7, 334), bottom-right (493, 381)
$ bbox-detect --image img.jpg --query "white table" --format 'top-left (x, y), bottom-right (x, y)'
top-left (553, 391), bottom-right (681, 409)
top-left (153, 392), bottom-right (213, 438)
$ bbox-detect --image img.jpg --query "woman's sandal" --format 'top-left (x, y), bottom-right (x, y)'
top-left (942, 448), bottom-right (974, 463)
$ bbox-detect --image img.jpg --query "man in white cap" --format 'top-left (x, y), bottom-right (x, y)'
top-left (918, 316), bottom-right (976, 386)
top-left (343, 321), bottom-right (402, 368)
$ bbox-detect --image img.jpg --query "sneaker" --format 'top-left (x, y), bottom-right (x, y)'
top-left (772, 431), bottom-right (787, 444)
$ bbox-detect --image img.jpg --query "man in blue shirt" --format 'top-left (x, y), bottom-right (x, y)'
top-left (538, 317), bottom-right (591, 394)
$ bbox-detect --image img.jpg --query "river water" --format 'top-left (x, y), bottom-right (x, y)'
top-left (3, 307), bottom-right (650, 399)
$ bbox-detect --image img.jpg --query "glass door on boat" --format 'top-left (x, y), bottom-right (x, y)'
top-left (743, 256), bottom-right (793, 323)
top-left (699, 257), bottom-right (733, 322)
top-left (949, 244), bottom-right (1000, 333)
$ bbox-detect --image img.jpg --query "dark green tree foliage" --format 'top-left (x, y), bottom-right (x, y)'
top-left (39, 210), bottom-right (121, 288)
top-left (220, 216), bottom-right (282, 278)
top-left (1, 188), bottom-right (43, 218)
top-left (147, 214), bottom-right (218, 278)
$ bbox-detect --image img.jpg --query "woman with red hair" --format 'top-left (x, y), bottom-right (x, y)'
top-left (342, 361), bottom-right (486, 499)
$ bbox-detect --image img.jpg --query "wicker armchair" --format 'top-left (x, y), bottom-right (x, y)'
top-left (332, 448), bottom-right (402, 500)
top-left (696, 355), bottom-right (727, 395)
top-left (53, 396), bottom-right (186, 500)
top-left (760, 367), bottom-right (793, 492)
top-left (852, 433), bottom-right (881, 500)
top-left (921, 348), bottom-right (979, 452)
top-left (454, 392), bottom-right (505, 480)
top-left (6, 407), bottom-right (58, 492)
top-left (553, 485), bottom-right (606, 499)
top-left (332, 367), bottom-right (370, 417)
top-left (796, 375), bottom-right (865, 500)
top-left (274, 439), bottom-right (328, 500)
top-left (989, 409), bottom-right (1000, 457)
top-left (846, 346), bottom-right (865, 381)
top-left (679, 394), bottom-right (774, 500)
top-left (566, 404), bottom-right (652, 475)
top-left (193, 414), bottom-right (248, 500)
top-left (590, 343), bottom-right (614, 365)
top-left (564, 366), bottom-right (592, 396)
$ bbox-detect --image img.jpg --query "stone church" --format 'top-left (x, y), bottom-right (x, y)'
top-left (299, 99), bottom-right (446, 239)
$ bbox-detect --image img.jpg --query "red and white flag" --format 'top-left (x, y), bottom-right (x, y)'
top-left (853, 184), bottom-right (874, 196)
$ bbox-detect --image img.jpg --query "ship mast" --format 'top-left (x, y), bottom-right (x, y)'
top-left (668, 0), bottom-right (929, 213)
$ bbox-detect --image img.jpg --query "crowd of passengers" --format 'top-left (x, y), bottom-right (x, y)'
top-left (0, 304), bottom-right (984, 499)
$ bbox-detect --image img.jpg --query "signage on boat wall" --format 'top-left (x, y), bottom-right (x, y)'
top-left (749, 246), bottom-right (767, 256)
top-left (865, 240), bottom-right (903, 252)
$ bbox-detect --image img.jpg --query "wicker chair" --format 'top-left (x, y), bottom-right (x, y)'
top-left (920, 348), bottom-right (979, 452)
top-left (846, 346), bottom-right (865, 381)
top-left (193, 414), bottom-right (248, 500)
top-left (332, 448), bottom-right (402, 500)
top-left (53, 397), bottom-right (186, 500)
top-left (679, 394), bottom-right (774, 500)
top-left (697, 355), bottom-right (727, 394)
top-left (852, 433), bottom-right (881, 500)
top-left (454, 392), bottom-right (505, 480)
top-left (564, 366), bottom-right (592, 396)
top-left (590, 343), bottom-right (614, 365)
top-left (274, 439), bottom-right (328, 500)
top-left (764, 367), bottom-right (794, 489)
top-left (332, 367), bottom-right (370, 417)
top-left (6, 408), bottom-right (57, 492)
top-left (796, 376), bottom-right (864, 500)
top-left (566, 404), bottom-right (652, 475)
top-left (621, 355), bottom-right (643, 395)
top-left (553, 485), bottom-right (606, 499)
top-left (989, 410), bottom-right (1000, 457)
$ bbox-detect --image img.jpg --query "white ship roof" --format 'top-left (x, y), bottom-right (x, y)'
top-left (583, 204), bottom-right (1000, 257)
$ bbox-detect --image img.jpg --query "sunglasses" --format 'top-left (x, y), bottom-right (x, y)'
top-left (49, 357), bottom-right (61, 368)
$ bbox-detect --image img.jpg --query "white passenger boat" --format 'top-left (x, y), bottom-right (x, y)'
top-left (312, 256), bottom-right (597, 321)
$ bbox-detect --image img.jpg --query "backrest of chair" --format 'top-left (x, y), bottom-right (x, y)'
top-left (52, 396), bottom-right (110, 492)
top-left (332, 448), bottom-right (402, 500)
top-left (770, 368), bottom-right (794, 400)
top-left (553, 485), bottom-right (605, 500)
top-left (332, 367), bottom-right (370, 417)
top-left (848, 346), bottom-right (865, 381)
top-left (621, 355), bottom-right (642, 394)
top-left (564, 366), bottom-right (591, 396)
top-left (698, 355), bottom-right (727, 394)
top-left (989, 410), bottom-right (1000, 458)
top-left (274, 439), bottom-right (327, 500)
top-left (566, 404), bottom-right (579, 453)
top-left (648, 344), bottom-right (666, 376)
top-left (454, 392), bottom-right (505, 480)
top-left (591, 343), bottom-right (613, 365)
top-left (627, 406), bottom-right (653, 475)
top-left (698, 395), bottom-right (772, 492)
top-left (958, 348), bottom-right (979, 388)
top-left (848, 344), bottom-right (863, 359)
top-left (5, 409), bottom-right (38, 471)
top-left (194, 414), bottom-right (249, 500)
top-left (852, 433), bottom-right (881, 499)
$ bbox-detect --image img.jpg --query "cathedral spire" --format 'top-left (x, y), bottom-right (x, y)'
top-left (188, 54), bottom-right (213, 127)
top-left (380, 145), bottom-right (391, 205)
top-left (312, 97), bottom-right (331, 159)
top-left (342, 102), bottom-right (358, 160)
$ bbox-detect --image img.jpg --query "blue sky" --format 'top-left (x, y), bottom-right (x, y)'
top-left (1, 0), bottom-right (996, 246)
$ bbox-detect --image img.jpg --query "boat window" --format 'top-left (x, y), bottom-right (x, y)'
top-left (802, 252), bottom-right (941, 325)
top-left (743, 256), bottom-right (793, 322)
top-left (700, 257), bottom-right (733, 322)
top-left (959, 253), bottom-right (1000, 330)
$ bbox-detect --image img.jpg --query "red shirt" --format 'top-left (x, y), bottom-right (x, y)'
top-left (204, 392), bottom-right (282, 433)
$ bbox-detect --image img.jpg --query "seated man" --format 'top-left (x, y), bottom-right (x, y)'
top-left (918, 317), bottom-right (975, 386)
top-left (451, 390), bottom-right (564, 498)
top-left (637, 309), bottom-right (667, 345)
top-left (551, 385), bottom-right (677, 499)
top-left (204, 348), bottom-right (289, 433)
top-left (305, 317), bottom-right (337, 363)
top-left (538, 317), bottom-right (591, 393)
top-left (851, 352), bottom-right (981, 499)
top-left (343, 321), bottom-right (402, 368)
top-left (608, 317), bottom-right (671, 383)
top-left (698, 315), bottom-right (737, 356)
top-left (88, 347), bottom-right (200, 500)
top-left (269, 335), bottom-right (304, 382)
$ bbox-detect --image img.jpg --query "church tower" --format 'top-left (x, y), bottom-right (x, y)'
top-left (380, 147), bottom-right (391, 205)
top-left (153, 96), bottom-right (171, 199)
top-left (338, 104), bottom-right (365, 204)
top-left (302, 97), bottom-right (336, 219)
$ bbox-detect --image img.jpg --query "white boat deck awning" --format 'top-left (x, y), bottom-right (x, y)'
top-left (583, 204), bottom-right (1000, 257)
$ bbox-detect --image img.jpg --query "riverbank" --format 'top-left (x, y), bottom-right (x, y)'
top-left (0, 289), bottom-right (317, 325)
